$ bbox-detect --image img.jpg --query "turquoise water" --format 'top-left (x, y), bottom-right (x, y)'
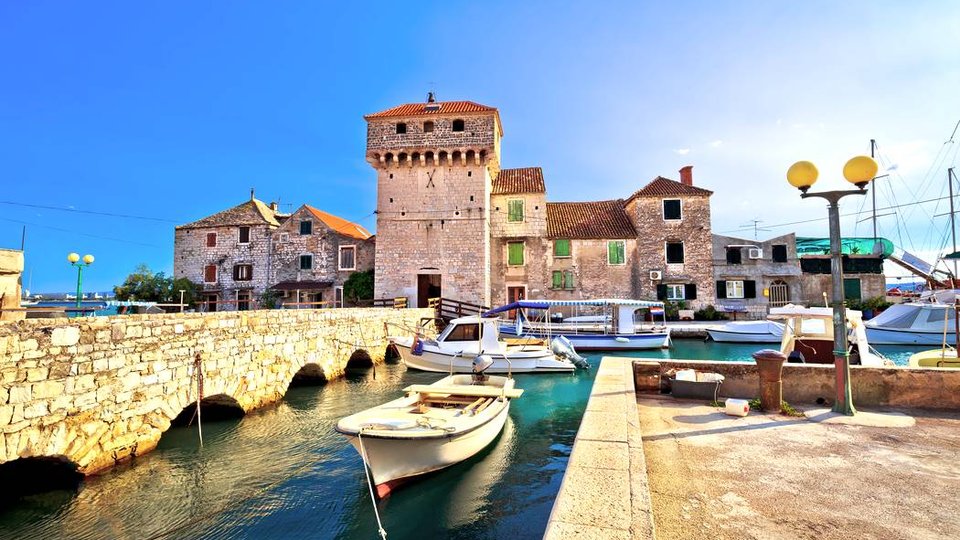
top-left (0, 363), bottom-right (596, 540)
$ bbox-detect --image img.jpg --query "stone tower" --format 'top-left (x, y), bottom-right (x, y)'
top-left (365, 94), bottom-right (502, 307)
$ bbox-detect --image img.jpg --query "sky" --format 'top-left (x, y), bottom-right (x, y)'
top-left (1, 1), bottom-right (959, 293)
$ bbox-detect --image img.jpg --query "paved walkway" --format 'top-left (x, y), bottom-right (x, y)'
top-left (638, 396), bottom-right (960, 539)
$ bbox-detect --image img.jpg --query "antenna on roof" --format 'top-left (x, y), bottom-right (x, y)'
top-left (250, 188), bottom-right (255, 200)
top-left (427, 91), bottom-right (436, 103)
top-left (739, 219), bottom-right (771, 240)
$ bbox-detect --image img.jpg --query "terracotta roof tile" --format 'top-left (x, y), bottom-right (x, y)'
top-left (627, 176), bottom-right (713, 201)
top-left (492, 167), bottom-right (545, 195)
top-left (546, 200), bottom-right (637, 239)
top-left (305, 205), bottom-right (372, 240)
top-left (365, 100), bottom-right (497, 119)
top-left (176, 198), bottom-right (282, 230)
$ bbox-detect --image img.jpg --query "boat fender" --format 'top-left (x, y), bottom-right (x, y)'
top-left (412, 333), bottom-right (424, 356)
top-left (615, 337), bottom-right (630, 343)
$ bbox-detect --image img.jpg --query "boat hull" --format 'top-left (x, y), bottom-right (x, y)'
top-left (498, 326), bottom-right (670, 350)
top-left (342, 401), bottom-right (511, 496)
top-left (707, 321), bottom-right (784, 343)
top-left (865, 327), bottom-right (957, 346)
top-left (392, 340), bottom-right (575, 373)
top-left (908, 349), bottom-right (960, 368)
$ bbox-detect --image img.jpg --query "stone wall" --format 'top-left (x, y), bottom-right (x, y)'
top-left (799, 273), bottom-right (886, 306)
top-left (0, 307), bottom-right (432, 474)
top-left (635, 359), bottom-right (960, 410)
top-left (0, 249), bottom-right (24, 322)
top-left (628, 194), bottom-right (715, 309)
top-left (490, 192), bottom-right (548, 306)
top-left (365, 113), bottom-right (500, 159)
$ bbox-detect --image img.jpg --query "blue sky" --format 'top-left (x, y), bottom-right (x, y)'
top-left (2, 1), bottom-right (958, 292)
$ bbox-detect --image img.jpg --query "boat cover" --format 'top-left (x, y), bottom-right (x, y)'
top-left (865, 302), bottom-right (953, 330)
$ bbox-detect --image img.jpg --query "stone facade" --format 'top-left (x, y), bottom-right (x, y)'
top-left (0, 249), bottom-right (24, 322)
top-left (712, 233), bottom-right (803, 318)
top-left (0, 307), bottom-right (431, 474)
top-left (366, 101), bottom-right (501, 307)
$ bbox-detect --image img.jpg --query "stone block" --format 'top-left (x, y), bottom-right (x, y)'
top-left (23, 401), bottom-right (49, 419)
top-left (33, 380), bottom-right (65, 400)
top-left (26, 367), bottom-right (49, 382)
top-left (21, 339), bottom-right (38, 352)
top-left (51, 327), bottom-right (81, 347)
top-left (0, 405), bottom-right (12, 426)
top-left (8, 385), bottom-right (31, 404)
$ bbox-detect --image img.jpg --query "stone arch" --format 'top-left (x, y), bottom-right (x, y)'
top-left (425, 150), bottom-right (435, 164)
top-left (452, 150), bottom-right (462, 164)
top-left (385, 152), bottom-right (394, 164)
top-left (170, 393), bottom-right (245, 427)
top-left (466, 149), bottom-right (476, 164)
top-left (346, 349), bottom-right (374, 369)
top-left (410, 151), bottom-right (421, 164)
top-left (0, 455), bottom-right (83, 503)
top-left (384, 342), bottom-right (402, 363)
top-left (290, 362), bottom-right (327, 387)
top-left (438, 150), bottom-right (449, 164)
top-left (398, 152), bottom-right (408, 164)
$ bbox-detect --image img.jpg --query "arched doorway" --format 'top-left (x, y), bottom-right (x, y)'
top-left (769, 280), bottom-right (790, 307)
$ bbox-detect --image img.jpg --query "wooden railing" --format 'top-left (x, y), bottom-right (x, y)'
top-left (432, 297), bottom-right (491, 322)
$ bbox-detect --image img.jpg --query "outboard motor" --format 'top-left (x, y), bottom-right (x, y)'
top-left (550, 336), bottom-right (590, 369)
top-left (787, 350), bottom-right (805, 364)
top-left (472, 354), bottom-right (494, 383)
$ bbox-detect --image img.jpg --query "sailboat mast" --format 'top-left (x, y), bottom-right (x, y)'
top-left (870, 139), bottom-right (878, 242)
top-left (951, 167), bottom-right (958, 281)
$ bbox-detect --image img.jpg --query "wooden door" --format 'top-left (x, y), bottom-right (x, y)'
top-left (417, 274), bottom-right (442, 308)
top-left (507, 286), bottom-right (526, 319)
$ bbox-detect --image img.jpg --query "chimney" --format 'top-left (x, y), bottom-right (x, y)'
top-left (270, 201), bottom-right (278, 212)
top-left (679, 165), bottom-right (693, 186)
top-left (427, 91), bottom-right (436, 103)
top-left (250, 187), bottom-right (255, 200)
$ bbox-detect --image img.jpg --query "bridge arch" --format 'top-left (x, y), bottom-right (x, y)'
top-left (0, 455), bottom-right (82, 502)
top-left (171, 393), bottom-right (245, 427)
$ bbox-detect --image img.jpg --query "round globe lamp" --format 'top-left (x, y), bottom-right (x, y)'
top-left (67, 252), bottom-right (80, 263)
top-left (843, 155), bottom-right (879, 188)
top-left (787, 161), bottom-right (819, 193)
top-left (82, 254), bottom-right (95, 264)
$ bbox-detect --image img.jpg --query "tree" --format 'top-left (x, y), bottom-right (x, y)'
top-left (342, 269), bottom-right (374, 306)
top-left (114, 264), bottom-right (200, 305)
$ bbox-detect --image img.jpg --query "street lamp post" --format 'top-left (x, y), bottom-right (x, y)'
top-left (786, 156), bottom-right (878, 416)
top-left (67, 252), bottom-right (95, 309)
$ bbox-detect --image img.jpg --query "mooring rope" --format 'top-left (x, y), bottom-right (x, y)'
top-left (357, 429), bottom-right (388, 540)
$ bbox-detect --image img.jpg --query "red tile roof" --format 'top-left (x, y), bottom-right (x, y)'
top-left (176, 198), bottom-right (283, 230)
top-left (365, 100), bottom-right (497, 119)
top-left (305, 205), bottom-right (372, 240)
top-left (492, 167), bottom-right (545, 195)
top-left (627, 176), bottom-right (713, 201)
top-left (546, 200), bottom-right (637, 239)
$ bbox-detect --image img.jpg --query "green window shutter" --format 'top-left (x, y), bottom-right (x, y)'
top-left (552, 271), bottom-right (563, 289)
top-left (508, 200), bottom-right (524, 222)
top-left (656, 284), bottom-right (667, 300)
top-left (508, 242), bottom-right (524, 265)
top-left (564, 271), bottom-right (575, 289)
top-left (685, 283), bottom-right (697, 300)
top-left (744, 280), bottom-right (757, 299)
top-left (608, 241), bottom-right (625, 264)
top-left (554, 239), bottom-right (571, 257)
top-left (716, 280), bottom-right (727, 299)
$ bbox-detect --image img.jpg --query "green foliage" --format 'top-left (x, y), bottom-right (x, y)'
top-left (846, 295), bottom-right (892, 312)
top-left (113, 264), bottom-right (200, 304)
top-left (747, 398), bottom-right (804, 417)
top-left (259, 289), bottom-right (281, 309)
top-left (664, 300), bottom-right (686, 321)
top-left (343, 270), bottom-right (374, 305)
top-left (694, 304), bottom-right (729, 321)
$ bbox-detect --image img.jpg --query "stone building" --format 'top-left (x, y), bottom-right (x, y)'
top-left (712, 233), bottom-right (802, 318)
top-left (174, 195), bottom-right (373, 310)
top-left (367, 95), bottom-right (717, 309)
top-left (269, 204), bottom-right (374, 307)
top-left (0, 248), bottom-right (24, 321)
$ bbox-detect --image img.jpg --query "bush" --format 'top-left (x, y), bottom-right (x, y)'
top-left (694, 304), bottom-right (728, 321)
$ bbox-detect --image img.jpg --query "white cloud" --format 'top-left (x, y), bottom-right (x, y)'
top-left (673, 148), bottom-right (690, 155)
top-left (709, 140), bottom-right (723, 148)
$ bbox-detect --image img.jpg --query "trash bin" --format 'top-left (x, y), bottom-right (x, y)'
top-left (752, 349), bottom-right (786, 412)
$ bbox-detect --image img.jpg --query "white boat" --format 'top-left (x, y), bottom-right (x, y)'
top-left (864, 301), bottom-right (957, 346)
top-left (335, 370), bottom-right (522, 498)
top-left (769, 305), bottom-right (888, 367)
top-left (485, 299), bottom-right (671, 350)
top-left (707, 320), bottom-right (784, 343)
top-left (390, 316), bottom-right (580, 373)
top-left (906, 300), bottom-right (960, 368)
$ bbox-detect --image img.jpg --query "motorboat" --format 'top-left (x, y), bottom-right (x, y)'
top-left (907, 299), bottom-right (960, 368)
top-left (769, 305), bottom-right (889, 367)
top-left (390, 316), bottom-right (583, 373)
top-left (484, 299), bottom-right (671, 350)
top-left (864, 301), bottom-right (957, 346)
top-left (335, 360), bottom-right (522, 498)
top-left (706, 320), bottom-right (784, 343)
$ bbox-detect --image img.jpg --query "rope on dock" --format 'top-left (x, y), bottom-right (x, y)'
top-left (185, 351), bottom-right (204, 447)
top-left (357, 429), bottom-right (388, 540)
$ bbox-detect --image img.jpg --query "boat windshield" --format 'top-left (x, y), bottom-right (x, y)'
top-left (442, 323), bottom-right (481, 342)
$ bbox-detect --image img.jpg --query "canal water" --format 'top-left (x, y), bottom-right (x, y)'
top-left (0, 340), bottom-right (928, 539)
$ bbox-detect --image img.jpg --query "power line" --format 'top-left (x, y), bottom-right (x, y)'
top-left (0, 217), bottom-right (161, 247)
top-left (0, 200), bottom-right (180, 223)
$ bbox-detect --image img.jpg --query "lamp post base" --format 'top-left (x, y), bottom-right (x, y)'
top-left (832, 354), bottom-right (857, 416)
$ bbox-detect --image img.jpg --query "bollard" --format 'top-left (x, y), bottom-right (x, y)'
top-left (752, 349), bottom-right (787, 413)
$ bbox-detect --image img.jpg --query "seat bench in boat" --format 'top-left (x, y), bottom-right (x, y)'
top-left (403, 384), bottom-right (524, 399)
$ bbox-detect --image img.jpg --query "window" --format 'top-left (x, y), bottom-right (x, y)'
top-left (237, 290), bottom-right (252, 311)
top-left (726, 247), bottom-right (742, 264)
top-left (279, 233), bottom-right (289, 243)
top-left (339, 245), bottom-right (356, 271)
top-left (726, 280), bottom-right (745, 299)
top-left (445, 323), bottom-right (480, 341)
top-left (772, 244), bottom-right (788, 263)
top-left (204, 265), bottom-right (217, 284)
top-left (396, 122), bottom-right (407, 134)
top-left (508, 241), bottom-right (524, 266)
top-left (552, 270), bottom-right (576, 289)
top-left (423, 121), bottom-right (434, 133)
top-left (299, 220), bottom-right (312, 235)
top-left (665, 242), bottom-right (684, 264)
top-left (299, 254), bottom-right (313, 270)
top-left (233, 264), bottom-right (253, 281)
top-left (507, 199), bottom-right (524, 222)
top-left (452, 119), bottom-right (465, 132)
top-left (607, 240), bottom-right (626, 265)
top-left (206, 232), bottom-right (217, 247)
top-left (666, 284), bottom-right (685, 300)
top-left (663, 199), bottom-right (682, 220)
top-left (238, 226), bottom-right (250, 244)
top-left (553, 239), bottom-right (571, 258)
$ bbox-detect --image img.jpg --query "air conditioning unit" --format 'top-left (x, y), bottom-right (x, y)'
top-left (748, 248), bottom-right (763, 259)
top-left (649, 270), bottom-right (663, 281)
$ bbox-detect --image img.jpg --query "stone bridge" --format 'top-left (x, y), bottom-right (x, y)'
top-left (0, 307), bottom-right (431, 476)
